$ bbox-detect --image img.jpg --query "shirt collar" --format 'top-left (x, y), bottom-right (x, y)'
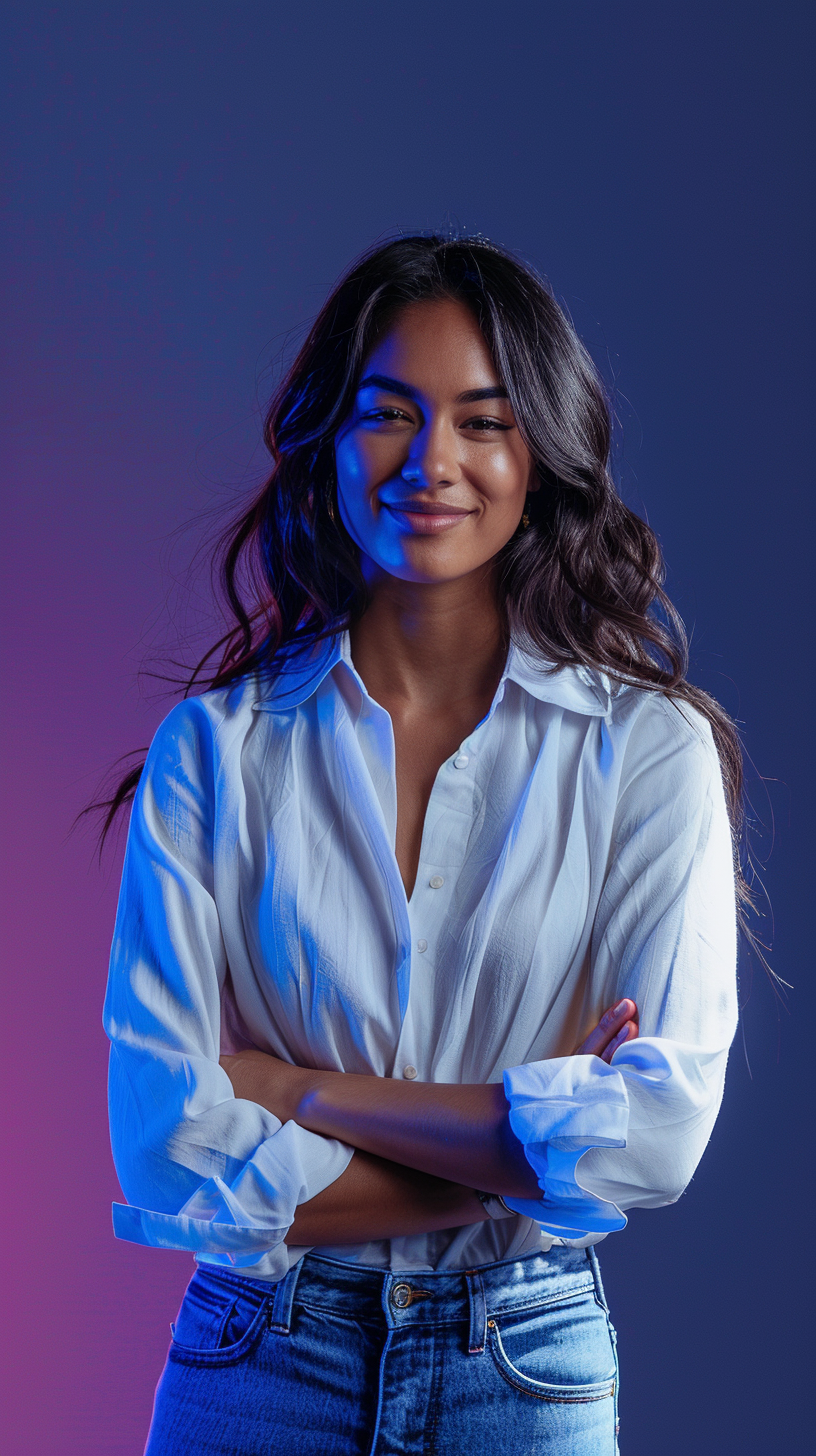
top-left (251, 634), bottom-right (344, 712)
top-left (504, 642), bottom-right (621, 717)
top-left (251, 631), bottom-right (621, 718)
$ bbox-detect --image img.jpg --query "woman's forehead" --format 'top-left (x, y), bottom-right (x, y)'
top-left (361, 297), bottom-right (501, 396)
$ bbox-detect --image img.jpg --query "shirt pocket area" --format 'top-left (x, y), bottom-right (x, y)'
top-left (487, 1286), bottom-right (617, 1402)
top-left (168, 1268), bottom-right (269, 1367)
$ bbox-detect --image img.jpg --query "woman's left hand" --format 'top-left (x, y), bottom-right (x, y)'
top-left (218, 1048), bottom-right (315, 1124)
top-left (574, 999), bottom-right (639, 1064)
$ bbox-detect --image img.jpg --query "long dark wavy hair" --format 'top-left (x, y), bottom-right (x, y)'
top-left (95, 232), bottom-right (753, 924)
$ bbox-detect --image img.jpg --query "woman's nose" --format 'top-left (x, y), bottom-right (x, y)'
top-left (401, 420), bottom-right (461, 487)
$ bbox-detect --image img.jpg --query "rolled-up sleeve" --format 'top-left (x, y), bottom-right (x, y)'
top-left (102, 700), bottom-right (353, 1277)
top-left (502, 698), bottom-right (739, 1240)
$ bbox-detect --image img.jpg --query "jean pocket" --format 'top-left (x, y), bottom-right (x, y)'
top-left (488, 1289), bottom-right (617, 1402)
top-left (169, 1269), bottom-right (269, 1367)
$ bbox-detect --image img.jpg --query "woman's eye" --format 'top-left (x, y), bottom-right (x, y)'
top-left (363, 407), bottom-right (411, 423)
top-left (465, 417), bottom-right (512, 432)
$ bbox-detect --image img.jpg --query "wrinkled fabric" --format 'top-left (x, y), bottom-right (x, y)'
top-left (104, 632), bottom-right (738, 1280)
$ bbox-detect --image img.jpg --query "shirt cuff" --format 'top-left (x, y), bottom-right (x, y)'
top-left (501, 1055), bottom-right (630, 1238)
top-left (111, 1119), bottom-right (353, 1272)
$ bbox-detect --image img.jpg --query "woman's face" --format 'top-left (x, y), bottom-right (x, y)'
top-left (334, 297), bottom-right (538, 586)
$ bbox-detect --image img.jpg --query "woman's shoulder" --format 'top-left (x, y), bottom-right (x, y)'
top-left (519, 650), bottom-right (718, 760)
top-left (143, 676), bottom-right (263, 774)
top-left (605, 681), bottom-right (723, 814)
top-left (512, 649), bottom-right (708, 737)
top-left (615, 681), bottom-right (717, 758)
top-left (143, 638), bottom-right (342, 780)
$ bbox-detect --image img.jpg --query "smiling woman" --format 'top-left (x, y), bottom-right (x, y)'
top-left (99, 234), bottom-right (742, 1455)
top-left (335, 299), bottom-right (538, 575)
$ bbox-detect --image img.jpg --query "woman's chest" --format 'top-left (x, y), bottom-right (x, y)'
top-left (213, 696), bottom-right (619, 1074)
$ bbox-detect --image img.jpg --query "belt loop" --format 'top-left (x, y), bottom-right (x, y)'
top-left (464, 1269), bottom-right (486, 1354)
top-left (268, 1259), bottom-right (302, 1335)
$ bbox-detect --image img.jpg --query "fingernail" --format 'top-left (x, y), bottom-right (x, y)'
top-left (614, 999), bottom-right (630, 1014)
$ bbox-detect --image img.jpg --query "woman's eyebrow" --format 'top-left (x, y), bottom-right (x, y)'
top-left (358, 373), bottom-right (417, 399)
top-left (456, 386), bottom-right (509, 403)
top-left (358, 373), bottom-right (509, 404)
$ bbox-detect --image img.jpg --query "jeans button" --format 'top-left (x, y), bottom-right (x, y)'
top-left (391, 1282), bottom-right (413, 1309)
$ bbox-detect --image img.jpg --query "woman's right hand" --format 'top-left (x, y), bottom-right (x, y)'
top-left (575, 999), bottom-right (638, 1064)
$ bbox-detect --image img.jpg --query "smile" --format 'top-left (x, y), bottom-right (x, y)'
top-left (382, 503), bottom-right (473, 534)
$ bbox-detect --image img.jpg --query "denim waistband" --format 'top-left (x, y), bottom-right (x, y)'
top-left (195, 1246), bottom-right (603, 1357)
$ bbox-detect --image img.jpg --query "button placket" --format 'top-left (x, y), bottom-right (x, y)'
top-left (397, 748), bottom-right (466, 1081)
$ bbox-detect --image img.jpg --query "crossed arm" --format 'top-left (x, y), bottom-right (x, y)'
top-left (219, 998), bottom-right (638, 1246)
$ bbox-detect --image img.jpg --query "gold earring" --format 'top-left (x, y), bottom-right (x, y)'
top-left (521, 511), bottom-right (530, 531)
top-left (326, 486), bottom-right (337, 525)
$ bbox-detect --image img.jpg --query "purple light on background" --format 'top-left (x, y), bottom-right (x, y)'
top-left (2, 4), bottom-right (812, 1452)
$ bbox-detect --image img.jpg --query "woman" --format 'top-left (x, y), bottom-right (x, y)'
top-left (102, 234), bottom-right (740, 1454)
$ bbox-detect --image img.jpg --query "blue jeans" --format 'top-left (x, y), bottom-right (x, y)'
top-left (145, 1245), bottom-right (620, 1454)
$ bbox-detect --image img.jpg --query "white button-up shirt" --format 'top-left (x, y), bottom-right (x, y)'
top-left (103, 632), bottom-right (738, 1280)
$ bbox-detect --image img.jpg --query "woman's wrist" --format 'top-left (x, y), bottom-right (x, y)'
top-left (294, 1068), bottom-right (334, 1127)
top-left (220, 1050), bottom-right (325, 1126)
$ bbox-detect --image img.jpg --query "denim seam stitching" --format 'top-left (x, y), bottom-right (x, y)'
top-left (169, 1299), bottom-right (270, 1366)
top-left (488, 1281), bottom-right (595, 1319)
top-left (487, 1325), bottom-right (617, 1404)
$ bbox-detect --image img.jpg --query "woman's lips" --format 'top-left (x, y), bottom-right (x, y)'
top-left (383, 503), bottom-right (473, 534)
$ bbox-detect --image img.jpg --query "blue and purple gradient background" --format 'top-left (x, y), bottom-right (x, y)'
top-left (2, 4), bottom-right (812, 1452)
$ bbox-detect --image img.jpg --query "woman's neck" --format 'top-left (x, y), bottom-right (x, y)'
top-left (349, 566), bottom-right (508, 713)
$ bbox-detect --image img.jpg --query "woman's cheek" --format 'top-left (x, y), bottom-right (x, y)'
top-left (337, 432), bottom-right (394, 502)
top-left (481, 446), bottom-right (527, 498)
top-left (334, 433), bottom-right (366, 492)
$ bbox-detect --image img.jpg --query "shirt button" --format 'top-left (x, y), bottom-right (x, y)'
top-left (453, 753), bottom-right (469, 769)
top-left (403, 1065), bottom-right (418, 1080)
top-left (416, 939), bottom-right (428, 953)
top-left (429, 875), bottom-right (445, 889)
